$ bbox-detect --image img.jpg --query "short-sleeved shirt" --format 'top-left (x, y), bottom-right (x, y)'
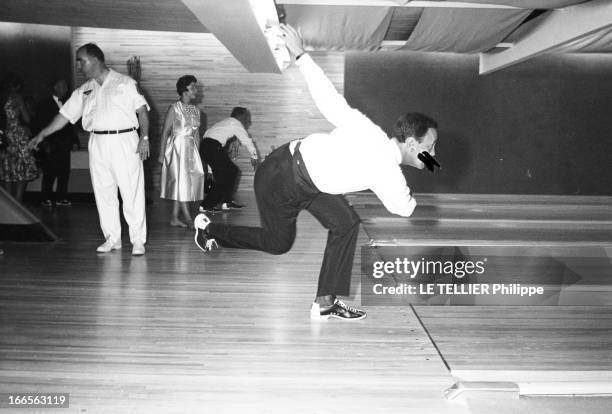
top-left (204, 117), bottom-right (258, 159)
top-left (60, 69), bottom-right (149, 131)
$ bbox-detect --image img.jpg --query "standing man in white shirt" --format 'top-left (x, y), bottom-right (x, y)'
top-left (30, 43), bottom-right (150, 256)
top-left (199, 107), bottom-right (259, 212)
top-left (194, 25), bottom-right (439, 321)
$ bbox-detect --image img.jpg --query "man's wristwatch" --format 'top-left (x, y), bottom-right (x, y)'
top-left (141, 136), bottom-right (149, 141)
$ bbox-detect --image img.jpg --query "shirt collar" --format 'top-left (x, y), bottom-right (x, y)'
top-left (388, 139), bottom-right (403, 164)
top-left (92, 69), bottom-right (115, 88)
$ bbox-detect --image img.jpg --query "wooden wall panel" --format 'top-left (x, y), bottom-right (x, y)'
top-left (72, 27), bottom-right (344, 191)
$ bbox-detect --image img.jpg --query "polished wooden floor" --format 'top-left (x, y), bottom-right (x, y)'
top-left (1, 189), bottom-right (611, 413)
top-left (352, 193), bottom-right (612, 374)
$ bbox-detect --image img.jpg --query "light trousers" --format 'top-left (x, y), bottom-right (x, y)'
top-left (88, 132), bottom-right (146, 244)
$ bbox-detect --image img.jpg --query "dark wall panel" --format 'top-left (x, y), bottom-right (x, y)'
top-left (345, 52), bottom-right (612, 195)
top-left (0, 22), bottom-right (72, 107)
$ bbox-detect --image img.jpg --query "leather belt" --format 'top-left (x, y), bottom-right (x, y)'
top-left (92, 127), bottom-right (137, 134)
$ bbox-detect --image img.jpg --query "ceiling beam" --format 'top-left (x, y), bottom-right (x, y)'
top-left (379, 40), bottom-right (514, 50)
top-left (479, 0), bottom-right (612, 75)
top-left (277, 1), bottom-right (522, 9)
top-left (181, 0), bottom-right (282, 73)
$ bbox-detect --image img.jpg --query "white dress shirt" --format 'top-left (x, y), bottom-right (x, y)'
top-left (60, 69), bottom-right (148, 131)
top-left (204, 117), bottom-right (258, 159)
top-left (293, 54), bottom-right (415, 217)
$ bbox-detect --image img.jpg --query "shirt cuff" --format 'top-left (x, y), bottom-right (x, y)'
top-left (136, 101), bottom-right (150, 112)
top-left (295, 53), bottom-right (313, 68)
top-left (59, 107), bottom-right (79, 125)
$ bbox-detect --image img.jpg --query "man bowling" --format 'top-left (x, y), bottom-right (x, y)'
top-left (194, 24), bottom-right (440, 321)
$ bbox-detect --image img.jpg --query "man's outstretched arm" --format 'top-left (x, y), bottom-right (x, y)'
top-left (280, 24), bottom-right (371, 130)
top-left (232, 126), bottom-right (258, 160)
top-left (28, 114), bottom-right (70, 150)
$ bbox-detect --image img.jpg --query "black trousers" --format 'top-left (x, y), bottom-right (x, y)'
top-left (208, 143), bottom-right (360, 297)
top-left (199, 138), bottom-right (239, 208)
top-left (41, 153), bottom-right (71, 201)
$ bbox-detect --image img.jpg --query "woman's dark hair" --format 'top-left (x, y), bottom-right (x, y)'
top-left (392, 112), bottom-right (438, 143)
top-left (0, 73), bottom-right (25, 131)
top-left (176, 75), bottom-right (197, 96)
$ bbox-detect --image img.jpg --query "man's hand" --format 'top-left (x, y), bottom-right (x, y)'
top-left (224, 136), bottom-right (241, 160)
top-left (137, 139), bottom-right (150, 160)
top-left (279, 24), bottom-right (305, 60)
top-left (29, 113), bottom-right (71, 151)
top-left (28, 134), bottom-right (44, 150)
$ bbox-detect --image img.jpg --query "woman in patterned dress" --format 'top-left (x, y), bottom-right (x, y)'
top-left (159, 75), bottom-right (205, 227)
top-left (0, 73), bottom-right (38, 202)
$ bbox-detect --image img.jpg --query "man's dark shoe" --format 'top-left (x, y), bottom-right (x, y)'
top-left (310, 299), bottom-right (366, 321)
top-left (41, 199), bottom-right (54, 207)
top-left (56, 199), bottom-right (72, 206)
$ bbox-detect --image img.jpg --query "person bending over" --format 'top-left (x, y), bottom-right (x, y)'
top-left (198, 107), bottom-right (258, 213)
